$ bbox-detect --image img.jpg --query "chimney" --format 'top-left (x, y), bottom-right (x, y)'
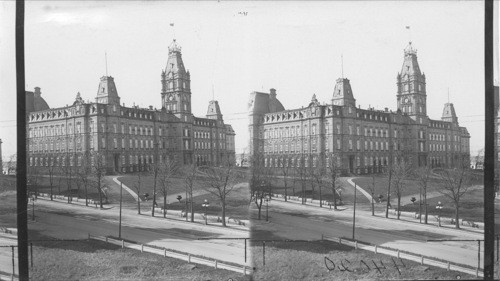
top-left (34, 87), bottom-right (41, 98)
top-left (149, 105), bottom-right (153, 110)
top-left (270, 88), bottom-right (276, 99)
top-left (385, 107), bottom-right (388, 112)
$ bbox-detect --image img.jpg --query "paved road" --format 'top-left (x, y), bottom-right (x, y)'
top-left (254, 199), bottom-right (484, 269)
top-left (30, 199), bottom-right (251, 267)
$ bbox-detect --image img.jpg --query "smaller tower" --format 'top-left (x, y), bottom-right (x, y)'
top-left (206, 100), bottom-right (223, 121)
top-left (96, 76), bottom-right (120, 105)
top-left (441, 102), bottom-right (458, 124)
top-left (332, 78), bottom-right (356, 107)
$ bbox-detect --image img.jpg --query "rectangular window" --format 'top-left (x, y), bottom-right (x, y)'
top-left (114, 138), bottom-right (117, 149)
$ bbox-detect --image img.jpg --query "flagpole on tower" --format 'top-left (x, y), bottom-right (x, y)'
top-left (406, 26), bottom-right (411, 43)
top-left (341, 54), bottom-right (344, 79)
top-left (170, 22), bottom-right (175, 39)
top-left (105, 52), bottom-right (108, 76)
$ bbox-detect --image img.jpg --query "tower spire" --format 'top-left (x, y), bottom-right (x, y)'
top-left (406, 26), bottom-right (411, 44)
top-left (212, 84), bottom-right (215, 100)
top-left (447, 88), bottom-right (450, 103)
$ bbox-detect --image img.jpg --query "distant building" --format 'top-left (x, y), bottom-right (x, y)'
top-left (26, 40), bottom-right (235, 174)
top-left (249, 42), bottom-right (470, 174)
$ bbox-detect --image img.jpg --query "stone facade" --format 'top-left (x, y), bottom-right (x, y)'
top-left (27, 40), bottom-right (235, 174)
top-left (249, 42), bottom-right (470, 174)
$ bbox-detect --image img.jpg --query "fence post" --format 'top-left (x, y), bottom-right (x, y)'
top-left (214, 260), bottom-right (218, 269)
top-left (11, 246), bottom-right (15, 277)
top-left (476, 267), bottom-right (479, 277)
top-left (263, 241), bottom-right (266, 267)
top-left (122, 240), bottom-right (124, 248)
top-left (188, 254), bottom-right (191, 263)
top-left (141, 244), bottom-right (144, 253)
top-left (375, 245), bottom-right (377, 254)
top-left (447, 262), bottom-right (450, 271)
top-left (244, 239), bottom-right (247, 263)
top-left (30, 243), bottom-right (33, 268)
top-left (164, 248), bottom-right (167, 257)
top-left (397, 250), bottom-right (400, 258)
top-left (105, 237), bottom-right (108, 242)
top-left (421, 255), bottom-right (424, 265)
top-left (243, 265), bottom-right (246, 275)
top-left (339, 238), bottom-right (342, 244)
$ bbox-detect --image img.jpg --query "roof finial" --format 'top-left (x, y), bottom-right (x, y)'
top-left (212, 84), bottom-right (215, 101)
top-left (447, 87), bottom-right (450, 103)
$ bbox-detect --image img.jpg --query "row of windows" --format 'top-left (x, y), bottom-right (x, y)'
top-left (264, 124), bottom-right (393, 139)
top-left (30, 123), bottom-right (81, 137)
top-left (263, 155), bottom-right (390, 168)
top-left (264, 139), bottom-right (394, 154)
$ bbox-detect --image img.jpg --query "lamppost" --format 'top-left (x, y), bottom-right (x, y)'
top-left (30, 194), bottom-right (36, 221)
top-left (177, 195), bottom-right (189, 222)
top-left (119, 182), bottom-right (123, 238)
top-left (202, 199), bottom-right (209, 225)
top-left (436, 201), bottom-right (443, 227)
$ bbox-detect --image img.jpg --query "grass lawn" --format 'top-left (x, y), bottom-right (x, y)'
top-left (353, 174), bottom-right (490, 222)
top-left (28, 232), bottom-right (250, 281)
top-left (120, 174), bottom-right (251, 220)
top-left (250, 239), bottom-right (475, 280)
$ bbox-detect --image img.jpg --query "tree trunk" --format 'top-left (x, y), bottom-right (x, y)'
top-left (98, 181), bottom-right (103, 208)
top-left (190, 192), bottom-right (194, 222)
top-left (397, 194), bottom-right (401, 220)
top-left (371, 193), bottom-right (374, 216)
top-left (163, 194), bottom-right (167, 218)
top-left (284, 180), bottom-right (288, 202)
top-left (137, 195), bottom-right (141, 214)
top-left (85, 186), bottom-right (88, 206)
top-left (332, 183), bottom-right (338, 210)
top-left (455, 204), bottom-right (460, 229)
top-left (319, 185), bottom-right (322, 207)
top-left (221, 201), bottom-right (227, 227)
top-left (424, 188), bottom-right (428, 224)
top-left (50, 185), bottom-right (53, 200)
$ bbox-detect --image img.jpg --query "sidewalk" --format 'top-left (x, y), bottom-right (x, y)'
top-left (270, 192), bottom-right (483, 235)
top-left (36, 194), bottom-right (250, 232)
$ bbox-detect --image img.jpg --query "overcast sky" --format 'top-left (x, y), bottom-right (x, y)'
top-left (0, 1), bottom-right (495, 161)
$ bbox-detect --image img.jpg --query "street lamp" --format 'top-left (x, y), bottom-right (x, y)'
top-left (436, 201), bottom-right (443, 227)
top-left (30, 194), bottom-right (36, 221)
top-left (202, 199), bottom-right (209, 225)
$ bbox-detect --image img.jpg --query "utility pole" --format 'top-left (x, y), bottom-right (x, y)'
top-left (352, 183), bottom-right (357, 240)
top-left (119, 182), bottom-right (123, 238)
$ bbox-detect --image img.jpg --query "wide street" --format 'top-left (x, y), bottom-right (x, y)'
top-left (253, 195), bottom-right (484, 269)
top-left (30, 199), bottom-right (251, 267)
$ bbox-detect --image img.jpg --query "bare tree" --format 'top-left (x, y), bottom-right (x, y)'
top-left (391, 155), bottom-right (412, 220)
top-left (249, 152), bottom-right (268, 220)
top-left (157, 155), bottom-right (178, 218)
top-left (310, 162), bottom-right (325, 207)
top-left (366, 175), bottom-right (376, 216)
top-left (437, 156), bottom-right (473, 229)
top-left (414, 165), bottom-right (433, 224)
top-left (325, 152), bottom-right (342, 210)
top-left (202, 159), bottom-right (243, 227)
top-left (46, 157), bottom-right (57, 200)
top-left (61, 160), bottom-right (75, 204)
top-left (75, 161), bottom-right (91, 206)
top-left (133, 172), bottom-right (144, 214)
top-left (278, 157), bottom-right (291, 202)
top-left (182, 164), bottom-right (197, 222)
top-left (294, 156), bottom-right (308, 205)
top-left (90, 151), bottom-right (107, 208)
top-left (27, 165), bottom-right (41, 198)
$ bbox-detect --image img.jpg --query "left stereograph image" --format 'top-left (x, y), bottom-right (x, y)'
top-left (5, 2), bottom-right (253, 280)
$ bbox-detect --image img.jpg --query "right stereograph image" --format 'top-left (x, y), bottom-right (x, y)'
top-left (247, 2), bottom-right (492, 280)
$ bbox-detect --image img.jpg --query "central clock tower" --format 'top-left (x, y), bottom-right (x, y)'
top-left (396, 42), bottom-right (427, 121)
top-left (161, 39), bottom-right (192, 119)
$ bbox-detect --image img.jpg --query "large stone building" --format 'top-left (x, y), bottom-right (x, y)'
top-left (27, 40), bottom-right (235, 173)
top-left (249, 42), bottom-right (470, 174)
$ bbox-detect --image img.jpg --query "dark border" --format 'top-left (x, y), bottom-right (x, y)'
top-left (484, 0), bottom-right (495, 279)
top-left (15, 0), bottom-right (28, 280)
